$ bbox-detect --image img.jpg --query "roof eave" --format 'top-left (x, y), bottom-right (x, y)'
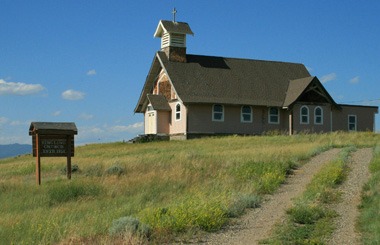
top-left (134, 53), bottom-right (162, 113)
top-left (153, 20), bottom-right (165, 37)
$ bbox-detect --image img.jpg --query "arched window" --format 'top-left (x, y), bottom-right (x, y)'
top-left (268, 107), bottom-right (279, 124)
top-left (212, 104), bottom-right (224, 121)
top-left (175, 103), bottom-right (181, 121)
top-left (300, 106), bottom-right (309, 124)
top-left (314, 106), bottom-right (323, 125)
top-left (241, 106), bottom-right (252, 123)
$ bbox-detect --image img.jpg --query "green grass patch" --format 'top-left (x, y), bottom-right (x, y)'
top-left (138, 194), bottom-right (227, 233)
top-left (358, 144), bottom-right (380, 244)
top-left (47, 180), bottom-right (103, 205)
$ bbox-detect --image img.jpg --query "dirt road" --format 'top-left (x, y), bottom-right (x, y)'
top-left (203, 148), bottom-right (372, 245)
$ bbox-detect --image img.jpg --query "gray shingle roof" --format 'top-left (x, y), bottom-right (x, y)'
top-left (159, 52), bottom-right (310, 106)
top-left (154, 20), bottom-right (194, 37)
top-left (147, 94), bottom-right (171, 111)
top-left (135, 52), bottom-right (333, 113)
top-left (283, 76), bottom-right (315, 107)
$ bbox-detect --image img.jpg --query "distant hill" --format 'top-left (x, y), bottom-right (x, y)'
top-left (0, 144), bottom-right (32, 159)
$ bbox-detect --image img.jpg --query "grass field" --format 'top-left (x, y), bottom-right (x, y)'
top-left (359, 143), bottom-right (380, 244)
top-left (0, 132), bottom-right (378, 244)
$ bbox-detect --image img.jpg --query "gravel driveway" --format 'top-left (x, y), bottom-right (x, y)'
top-left (201, 148), bottom-right (373, 245)
top-left (327, 148), bottom-right (373, 245)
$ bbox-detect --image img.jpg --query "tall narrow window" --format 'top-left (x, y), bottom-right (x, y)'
top-left (314, 107), bottom-right (323, 125)
top-left (241, 106), bottom-right (252, 123)
top-left (300, 106), bottom-right (309, 124)
top-left (213, 104), bottom-right (224, 121)
top-left (268, 107), bottom-right (279, 124)
top-left (348, 115), bottom-right (357, 131)
top-left (175, 103), bottom-right (181, 121)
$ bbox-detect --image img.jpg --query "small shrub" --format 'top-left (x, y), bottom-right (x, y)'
top-left (256, 171), bottom-right (285, 194)
top-left (139, 198), bottom-right (227, 232)
top-left (285, 160), bottom-right (299, 175)
top-left (109, 216), bottom-right (151, 238)
top-left (287, 204), bottom-right (326, 224)
top-left (60, 164), bottom-right (79, 175)
top-left (241, 194), bottom-right (261, 208)
top-left (227, 194), bottom-right (261, 218)
top-left (105, 165), bottom-right (125, 176)
top-left (273, 222), bottom-right (314, 243)
top-left (85, 165), bottom-right (103, 177)
top-left (318, 188), bottom-right (341, 204)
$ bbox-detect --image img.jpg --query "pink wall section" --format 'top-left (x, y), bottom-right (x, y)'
top-left (169, 102), bottom-right (187, 135)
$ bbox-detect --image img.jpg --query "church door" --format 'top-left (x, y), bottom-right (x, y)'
top-left (147, 111), bottom-right (157, 134)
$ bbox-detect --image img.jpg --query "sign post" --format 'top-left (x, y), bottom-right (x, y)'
top-left (29, 122), bottom-right (78, 185)
top-left (35, 133), bottom-right (41, 185)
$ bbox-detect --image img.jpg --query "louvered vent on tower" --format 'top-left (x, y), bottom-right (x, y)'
top-left (154, 20), bottom-right (194, 62)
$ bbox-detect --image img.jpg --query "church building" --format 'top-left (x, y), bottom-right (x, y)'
top-left (134, 17), bottom-right (378, 139)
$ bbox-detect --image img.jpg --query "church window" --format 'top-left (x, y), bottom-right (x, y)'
top-left (268, 107), bottom-right (279, 124)
top-left (241, 106), bottom-right (252, 123)
top-left (314, 107), bottom-right (323, 125)
top-left (213, 104), bottom-right (224, 122)
top-left (300, 106), bottom-right (309, 124)
top-left (175, 103), bottom-right (181, 121)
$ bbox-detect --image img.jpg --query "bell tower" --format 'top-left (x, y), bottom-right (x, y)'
top-left (153, 9), bottom-right (194, 62)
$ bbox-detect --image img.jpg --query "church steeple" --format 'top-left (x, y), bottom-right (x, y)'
top-left (153, 11), bottom-right (194, 63)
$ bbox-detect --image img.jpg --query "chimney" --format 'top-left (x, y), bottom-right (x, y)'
top-left (153, 20), bottom-right (194, 62)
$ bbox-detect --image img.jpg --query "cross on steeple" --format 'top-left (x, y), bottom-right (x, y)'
top-left (172, 8), bottom-right (177, 22)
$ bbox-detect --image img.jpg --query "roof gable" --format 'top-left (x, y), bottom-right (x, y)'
top-left (154, 20), bottom-right (194, 37)
top-left (283, 76), bottom-right (338, 108)
top-left (283, 77), bottom-right (315, 107)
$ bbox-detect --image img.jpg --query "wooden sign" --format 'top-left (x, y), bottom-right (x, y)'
top-left (32, 135), bottom-right (75, 157)
top-left (29, 122), bottom-right (78, 185)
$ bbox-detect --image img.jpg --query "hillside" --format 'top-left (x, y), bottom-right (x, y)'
top-left (0, 143), bottom-right (31, 159)
top-left (0, 132), bottom-right (379, 244)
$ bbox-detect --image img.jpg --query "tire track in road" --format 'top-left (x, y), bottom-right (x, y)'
top-left (204, 148), bottom-right (342, 245)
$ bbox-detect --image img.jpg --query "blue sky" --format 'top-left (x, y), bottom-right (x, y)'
top-left (1, 1), bottom-right (379, 145)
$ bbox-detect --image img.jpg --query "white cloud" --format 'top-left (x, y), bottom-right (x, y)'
top-left (0, 117), bottom-right (9, 125)
top-left (52, 111), bottom-right (61, 116)
top-left (74, 122), bottom-right (144, 145)
top-left (75, 126), bottom-right (104, 144)
top-left (79, 113), bottom-right (94, 120)
top-left (320, 73), bottom-right (337, 84)
top-left (87, 69), bottom-right (96, 76)
top-left (108, 122), bottom-right (144, 133)
top-left (81, 126), bottom-right (104, 135)
top-left (0, 79), bottom-right (44, 95)
top-left (349, 76), bottom-right (360, 84)
top-left (10, 120), bottom-right (29, 126)
top-left (62, 89), bottom-right (85, 100)
top-left (306, 66), bottom-right (313, 72)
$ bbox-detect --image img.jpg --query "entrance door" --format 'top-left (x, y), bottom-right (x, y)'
top-left (146, 111), bottom-right (157, 134)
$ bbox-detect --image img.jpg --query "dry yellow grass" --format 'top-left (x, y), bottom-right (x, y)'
top-left (0, 132), bottom-right (378, 244)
